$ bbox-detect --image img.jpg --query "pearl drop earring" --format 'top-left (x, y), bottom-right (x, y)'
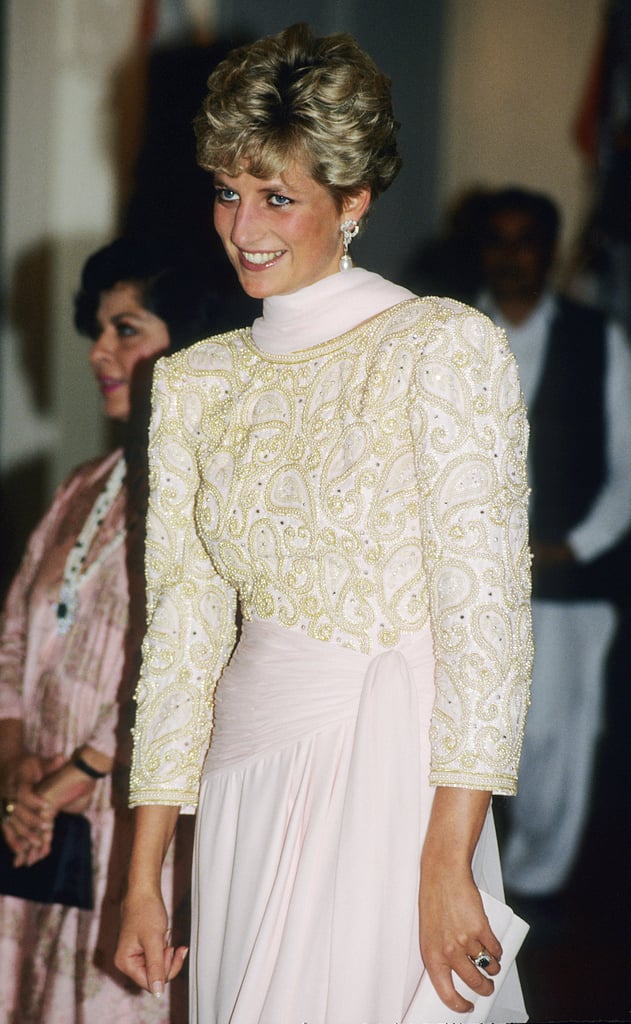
top-left (339, 220), bottom-right (359, 271)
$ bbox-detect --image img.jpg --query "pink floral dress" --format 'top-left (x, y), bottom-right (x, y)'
top-left (0, 449), bottom-right (191, 1023)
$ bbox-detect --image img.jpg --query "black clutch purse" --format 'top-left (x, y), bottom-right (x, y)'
top-left (0, 811), bottom-right (93, 910)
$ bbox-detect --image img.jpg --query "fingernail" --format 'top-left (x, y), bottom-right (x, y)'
top-left (182, 947), bottom-right (189, 962)
top-left (151, 981), bottom-right (164, 998)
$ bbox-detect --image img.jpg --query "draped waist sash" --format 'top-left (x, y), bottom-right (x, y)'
top-left (205, 618), bottom-right (436, 774)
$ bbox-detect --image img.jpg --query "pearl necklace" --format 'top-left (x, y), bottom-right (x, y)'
top-left (56, 456), bottom-right (127, 635)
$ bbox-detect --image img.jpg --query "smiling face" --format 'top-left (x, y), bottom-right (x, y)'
top-left (88, 283), bottom-right (171, 422)
top-left (212, 162), bottom-right (370, 299)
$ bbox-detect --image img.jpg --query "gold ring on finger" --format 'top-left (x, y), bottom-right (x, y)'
top-left (1, 798), bottom-right (16, 823)
top-left (470, 948), bottom-right (493, 970)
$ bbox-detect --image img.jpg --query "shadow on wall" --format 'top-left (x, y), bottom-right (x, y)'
top-left (1, 240), bottom-right (56, 599)
top-left (10, 242), bottom-right (53, 414)
top-left (113, 35), bottom-right (253, 252)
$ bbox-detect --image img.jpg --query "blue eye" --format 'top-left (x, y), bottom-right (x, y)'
top-left (215, 187), bottom-right (239, 203)
top-left (269, 193), bottom-right (292, 207)
top-left (117, 322), bottom-right (138, 339)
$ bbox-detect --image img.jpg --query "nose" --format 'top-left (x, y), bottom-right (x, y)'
top-left (89, 326), bottom-right (116, 368)
top-left (230, 198), bottom-right (263, 248)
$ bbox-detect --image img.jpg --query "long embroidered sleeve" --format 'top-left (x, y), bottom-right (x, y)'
top-left (130, 297), bottom-right (532, 806)
top-left (129, 361), bottom-right (238, 808)
top-left (411, 301), bottom-right (532, 791)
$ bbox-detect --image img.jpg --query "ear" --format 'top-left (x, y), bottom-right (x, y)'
top-left (342, 187), bottom-right (372, 224)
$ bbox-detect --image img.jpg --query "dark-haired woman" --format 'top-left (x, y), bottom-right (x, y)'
top-left (0, 238), bottom-right (229, 1023)
top-left (116, 26), bottom-right (533, 1024)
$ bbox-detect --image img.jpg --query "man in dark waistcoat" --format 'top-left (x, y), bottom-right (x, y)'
top-left (476, 187), bottom-right (631, 897)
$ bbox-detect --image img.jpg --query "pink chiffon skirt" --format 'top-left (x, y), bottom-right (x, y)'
top-left (190, 619), bottom-right (527, 1024)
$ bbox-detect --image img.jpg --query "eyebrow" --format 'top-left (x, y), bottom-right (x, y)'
top-left (111, 310), bottom-right (148, 320)
top-left (93, 311), bottom-right (145, 330)
top-left (214, 175), bottom-right (300, 195)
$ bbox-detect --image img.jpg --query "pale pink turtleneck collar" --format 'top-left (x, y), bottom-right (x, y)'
top-left (251, 268), bottom-right (416, 354)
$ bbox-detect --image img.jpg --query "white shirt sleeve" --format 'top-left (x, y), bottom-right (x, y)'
top-left (569, 321), bottom-right (631, 561)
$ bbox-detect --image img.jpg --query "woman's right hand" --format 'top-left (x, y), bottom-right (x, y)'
top-left (115, 889), bottom-right (188, 997)
top-left (115, 804), bottom-right (184, 994)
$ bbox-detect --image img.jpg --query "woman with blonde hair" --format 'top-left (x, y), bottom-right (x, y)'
top-left (116, 24), bottom-right (532, 1023)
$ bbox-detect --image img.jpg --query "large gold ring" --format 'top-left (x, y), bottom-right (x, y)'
top-left (1, 798), bottom-right (16, 824)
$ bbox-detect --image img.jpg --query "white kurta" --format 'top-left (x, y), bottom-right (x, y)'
top-left (478, 290), bottom-right (631, 894)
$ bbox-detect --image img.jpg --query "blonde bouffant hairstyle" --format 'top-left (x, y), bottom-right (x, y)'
top-left (194, 23), bottom-right (402, 211)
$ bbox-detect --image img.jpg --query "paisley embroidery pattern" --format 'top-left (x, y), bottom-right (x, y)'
top-left (130, 298), bottom-right (532, 805)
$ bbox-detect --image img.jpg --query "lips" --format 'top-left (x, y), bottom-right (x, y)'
top-left (239, 249), bottom-right (285, 269)
top-left (97, 376), bottom-right (125, 395)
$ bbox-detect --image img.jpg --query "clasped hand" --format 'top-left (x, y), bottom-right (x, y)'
top-left (0, 751), bottom-right (96, 866)
top-left (0, 753), bottom-right (63, 865)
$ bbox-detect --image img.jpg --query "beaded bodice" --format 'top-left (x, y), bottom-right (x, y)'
top-left (130, 297), bottom-right (532, 806)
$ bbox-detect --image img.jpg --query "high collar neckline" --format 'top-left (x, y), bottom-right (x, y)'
top-left (251, 269), bottom-right (415, 353)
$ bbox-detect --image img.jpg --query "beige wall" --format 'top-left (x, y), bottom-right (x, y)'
top-left (438, 0), bottom-right (603, 262)
top-left (1, 0), bottom-right (142, 492)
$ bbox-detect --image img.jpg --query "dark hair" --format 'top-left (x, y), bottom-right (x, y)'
top-left (74, 237), bottom-right (228, 352)
top-left (482, 187), bottom-right (561, 248)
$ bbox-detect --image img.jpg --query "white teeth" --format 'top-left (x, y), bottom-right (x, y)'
top-left (242, 250), bottom-right (283, 264)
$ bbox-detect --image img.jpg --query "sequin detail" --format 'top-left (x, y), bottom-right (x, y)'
top-left (130, 298), bottom-right (533, 806)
